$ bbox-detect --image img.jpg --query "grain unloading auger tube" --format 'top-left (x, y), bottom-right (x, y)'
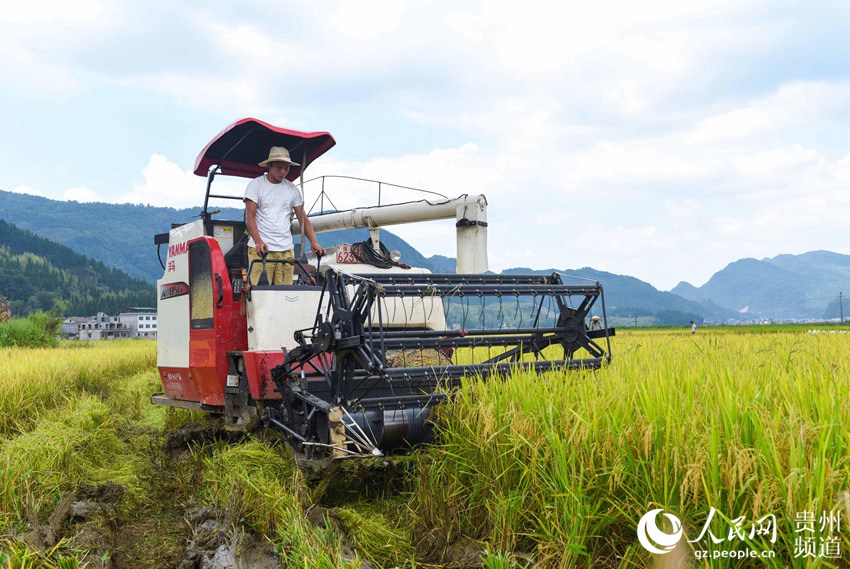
top-left (265, 269), bottom-right (614, 460)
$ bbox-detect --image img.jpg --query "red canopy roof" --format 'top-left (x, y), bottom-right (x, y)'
top-left (193, 117), bottom-right (336, 181)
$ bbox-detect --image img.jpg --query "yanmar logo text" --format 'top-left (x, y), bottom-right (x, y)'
top-left (168, 242), bottom-right (189, 257)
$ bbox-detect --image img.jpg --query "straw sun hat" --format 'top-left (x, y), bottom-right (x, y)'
top-left (258, 146), bottom-right (300, 168)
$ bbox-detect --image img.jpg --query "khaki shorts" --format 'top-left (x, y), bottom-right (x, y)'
top-left (248, 248), bottom-right (295, 285)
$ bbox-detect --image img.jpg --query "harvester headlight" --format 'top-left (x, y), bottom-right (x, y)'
top-left (390, 250), bottom-right (401, 263)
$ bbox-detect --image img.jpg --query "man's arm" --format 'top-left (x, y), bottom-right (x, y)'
top-left (294, 205), bottom-right (325, 255)
top-left (244, 199), bottom-right (267, 255)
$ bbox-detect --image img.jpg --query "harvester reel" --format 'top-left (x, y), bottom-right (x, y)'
top-left (268, 269), bottom-right (614, 459)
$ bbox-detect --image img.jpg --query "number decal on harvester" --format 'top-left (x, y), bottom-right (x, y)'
top-left (337, 244), bottom-right (357, 264)
top-left (160, 281), bottom-right (190, 300)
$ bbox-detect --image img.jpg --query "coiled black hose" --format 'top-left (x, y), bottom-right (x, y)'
top-left (350, 238), bottom-right (409, 269)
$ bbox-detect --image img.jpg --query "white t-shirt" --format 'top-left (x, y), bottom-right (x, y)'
top-left (243, 175), bottom-right (303, 251)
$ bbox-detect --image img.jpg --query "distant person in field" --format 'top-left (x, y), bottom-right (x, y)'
top-left (589, 315), bottom-right (603, 331)
top-left (691, 320), bottom-right (697, 334)
top-left (244, 146), bottom-right (324, 285)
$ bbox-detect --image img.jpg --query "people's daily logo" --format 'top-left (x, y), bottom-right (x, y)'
top-left (637, 509), bottom-right (683, 554)
top-left (636, 506), bottom-right (844, 560)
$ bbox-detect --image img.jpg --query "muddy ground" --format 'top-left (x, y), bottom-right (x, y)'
top-left (13, 419), bottom-right (486, 568)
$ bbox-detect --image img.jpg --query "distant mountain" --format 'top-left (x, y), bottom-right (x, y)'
top-left (0, 219), bottom-right (154, 316)
top-left (503, 266), bottom-right (737, 325)
top-left (426, 254), bottom-right (457, 273)
top-left (672, 251), bottom-right (850, 319)
top-left (822, 293), bottom-right (850, 320)
top-left (0, 190), bottom-right (204, 284)
top-left (767, 251), bottom-right (850, 314)
top-left (671, 281), bottom-right (699, 299)
top-left (4, 190), bottom-right (846, 322)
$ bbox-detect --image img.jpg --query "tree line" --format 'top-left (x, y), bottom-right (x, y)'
top-left (0, 219), bottom-right (154, 316)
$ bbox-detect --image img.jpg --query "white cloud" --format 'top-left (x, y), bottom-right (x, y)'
top-left (604, 80), bottom-right (651, 114)
top-left (731, 144), bottom-right (823, 177)
top-left (569, 140), bottom-right (709, 183)
top-left (212, 22), bottom-right (279, 60)
top-left (0, 0), bottom-right (119, 96)
top-left (114, 73), bottom-right (272, 115)
top-left (0, 37), bottom-right (84, 96)
top-left (117, 154), bottom-right (217, 209)
top-left (533, 209), bottom-right (581, 226)
top-left (835, 153), bottom-right (850, 184)
top-left (2, 0), bottom-right (850, 292)
top-left (445, 0), bottom-right (742, 76)
top-left (0, 0), bottom-right (110, 24)
top-left (10, 185), bottom-right (47, 197)
top-left (9, 184), bottom-right (100, 204)
top-left (663, 198), bottom-right (702, 219)
top-left (295, 71), bottom-right (850, 288)
top-left (193, 14), bottom-right (313, 66)
top-left (329, 0), bottom-right (407, 39)
top-left (63, 187), bottom-right (99, 202)
top-left (712, 216), bottom-right (747, 237)
top-left (690, 108), bottom-right (774, 144)
top-left (618, 32), bottom-right (690, 74)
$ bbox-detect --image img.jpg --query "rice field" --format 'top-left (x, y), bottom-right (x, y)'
top-left (0, 329), bottom-right (848, 567)
top-left (418, 328), bottom-right (850, 566)
top-left (0, 341), bottom-right (155, 436)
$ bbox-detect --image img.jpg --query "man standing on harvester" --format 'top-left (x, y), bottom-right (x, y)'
top-left (244, 146), bottom-right (325, 285)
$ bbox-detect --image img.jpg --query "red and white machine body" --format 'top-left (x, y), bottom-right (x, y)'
top-left (154, 118), bottom-right (487, 420)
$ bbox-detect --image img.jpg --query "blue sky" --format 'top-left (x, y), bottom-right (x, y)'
top-left (2, 0), bottom-right (850, 290)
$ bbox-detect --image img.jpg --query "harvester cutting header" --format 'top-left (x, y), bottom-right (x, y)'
top-left (153, 118), bottom-right (614, 462)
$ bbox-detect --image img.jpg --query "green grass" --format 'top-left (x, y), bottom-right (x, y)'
top-left (335, 503), bottom-right (414, 567)
top-left (0, 312), bottom-right (60, 348)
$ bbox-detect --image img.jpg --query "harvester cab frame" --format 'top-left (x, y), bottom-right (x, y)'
top-left (153, 117), bottom-right (614, 463)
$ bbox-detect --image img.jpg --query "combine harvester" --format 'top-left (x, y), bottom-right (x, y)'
top-left (153, 118), bottom-right (614, 462)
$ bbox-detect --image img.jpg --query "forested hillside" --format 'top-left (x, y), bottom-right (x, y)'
top-left (0, 190), bottom-right (206, 283)
top-left (0, 219), bottom-right (154, 316)
top-left (0, 190), bottom-right (452, 282)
